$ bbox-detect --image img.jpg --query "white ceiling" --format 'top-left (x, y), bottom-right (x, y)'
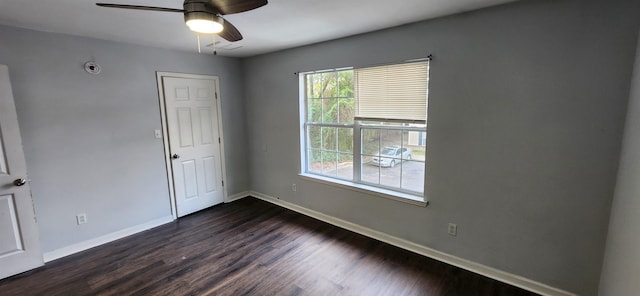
top-left (0, 0), bottom-right (517, 57)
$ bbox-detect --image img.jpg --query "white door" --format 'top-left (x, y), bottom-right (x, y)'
top-left (0, 65), bottom-right (43, 279)
top-left (161, 76), bottom-right (225, 217)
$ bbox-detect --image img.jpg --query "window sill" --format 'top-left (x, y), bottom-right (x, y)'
top-left (298, 173), bottom-right (428, 207)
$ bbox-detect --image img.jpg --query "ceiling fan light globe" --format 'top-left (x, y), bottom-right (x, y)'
top-left (184, 11), bottom-right (224, 34)
top-left (186, 19), bottom-right (223, 34)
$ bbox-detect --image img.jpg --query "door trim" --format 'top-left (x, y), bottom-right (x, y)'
top-left (156, 72), bottom-right (228, 219)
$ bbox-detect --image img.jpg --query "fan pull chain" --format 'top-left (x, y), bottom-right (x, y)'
top-left (197, 33), bottom-right (201, 54)
top-left (212, 35), bottom-right (217, 55)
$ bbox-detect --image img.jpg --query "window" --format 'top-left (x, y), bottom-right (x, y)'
top-left (301, 60), bottom-right (429, 202)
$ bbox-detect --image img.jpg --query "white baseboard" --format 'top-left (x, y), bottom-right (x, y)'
top-left (226, 191), bottom-right (249, 203)
top-left (249, 191), bottom-right (575, 296)
top-left (43, 215), bottom-right (174, 262)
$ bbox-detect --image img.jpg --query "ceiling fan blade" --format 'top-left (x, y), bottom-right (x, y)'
top-left (209, 0), bottom-right (267, 15)
top-left (96, 3), bottom-right (184, 13)
top-left (218, 19), bottom-right (243, 42)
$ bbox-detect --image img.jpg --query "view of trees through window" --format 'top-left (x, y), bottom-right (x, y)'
top-left (306, 70), bottom-right (354, 176)
top-left (303, 66), bottom-right (427, 197)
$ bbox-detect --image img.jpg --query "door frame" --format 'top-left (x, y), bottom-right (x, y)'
top-left (156, 72), bottom-right (228, 219)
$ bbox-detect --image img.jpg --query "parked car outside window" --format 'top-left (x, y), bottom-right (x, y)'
top-left (371, 146), bottom-right (412, 167)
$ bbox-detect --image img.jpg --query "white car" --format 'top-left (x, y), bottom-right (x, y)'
top-left (371, 146), bottom-right (412, 167)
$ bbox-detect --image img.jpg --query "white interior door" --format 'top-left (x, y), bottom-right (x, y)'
top-left (162, 76), bottom-right (225, 217)
top-left (0, 65), bottom-right (43, 279)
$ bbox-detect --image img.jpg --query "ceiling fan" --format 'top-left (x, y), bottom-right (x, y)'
top-left (96, 0), bottom-right (268, 42)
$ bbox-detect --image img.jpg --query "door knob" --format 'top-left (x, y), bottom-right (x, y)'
top-left (14, 178), bottom-right (27, 186)
top-left (172, 154), bottom-right (180, 159)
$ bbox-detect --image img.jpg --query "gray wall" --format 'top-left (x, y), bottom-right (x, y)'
top-left (599, 30), bottom-right (640, 296)
top-left (0, 25), bottom-right (249, 253)
top-left (243, 0), bottom-right (640, 295)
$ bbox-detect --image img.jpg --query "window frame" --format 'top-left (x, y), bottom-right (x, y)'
top-left (299, 65), bottom-right (428, 206)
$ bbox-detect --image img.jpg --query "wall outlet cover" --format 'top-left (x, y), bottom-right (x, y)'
top-left (448, 223), bottom-right (457, 236)
top-left (77, 213), bottom-right (88, 225)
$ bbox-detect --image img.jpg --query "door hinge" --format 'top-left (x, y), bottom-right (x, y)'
top-left (218, 137), bottom-right (221, 144)
top-left (31, 192), bottom-right (38, 223)
top-left (221, 180), bottom-right (224, 187)
top-left (215, 92), bottom-right (218, 99)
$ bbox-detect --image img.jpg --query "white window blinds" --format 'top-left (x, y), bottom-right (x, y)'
top-left (354, 61), bottom-right (429, 122)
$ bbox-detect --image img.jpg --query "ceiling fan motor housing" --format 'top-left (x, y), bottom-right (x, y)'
top-left (184, 0), bottom-right (219, 17)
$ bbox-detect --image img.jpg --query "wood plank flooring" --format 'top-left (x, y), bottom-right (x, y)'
top-left (0, 197), bottom-right (539, 295)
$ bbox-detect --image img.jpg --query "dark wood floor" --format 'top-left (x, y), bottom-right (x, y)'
top-left (0, 197), bottom-right (538, 296)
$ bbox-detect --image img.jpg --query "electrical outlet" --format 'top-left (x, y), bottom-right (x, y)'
top-left (448, 223), bottom-right (457, 236)
top-left (292, 183), bottom-right (297, 192)
top-left (77, 213), bottom-right (87, 225)
top-left (154, 129), bottom-right (162, 139)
